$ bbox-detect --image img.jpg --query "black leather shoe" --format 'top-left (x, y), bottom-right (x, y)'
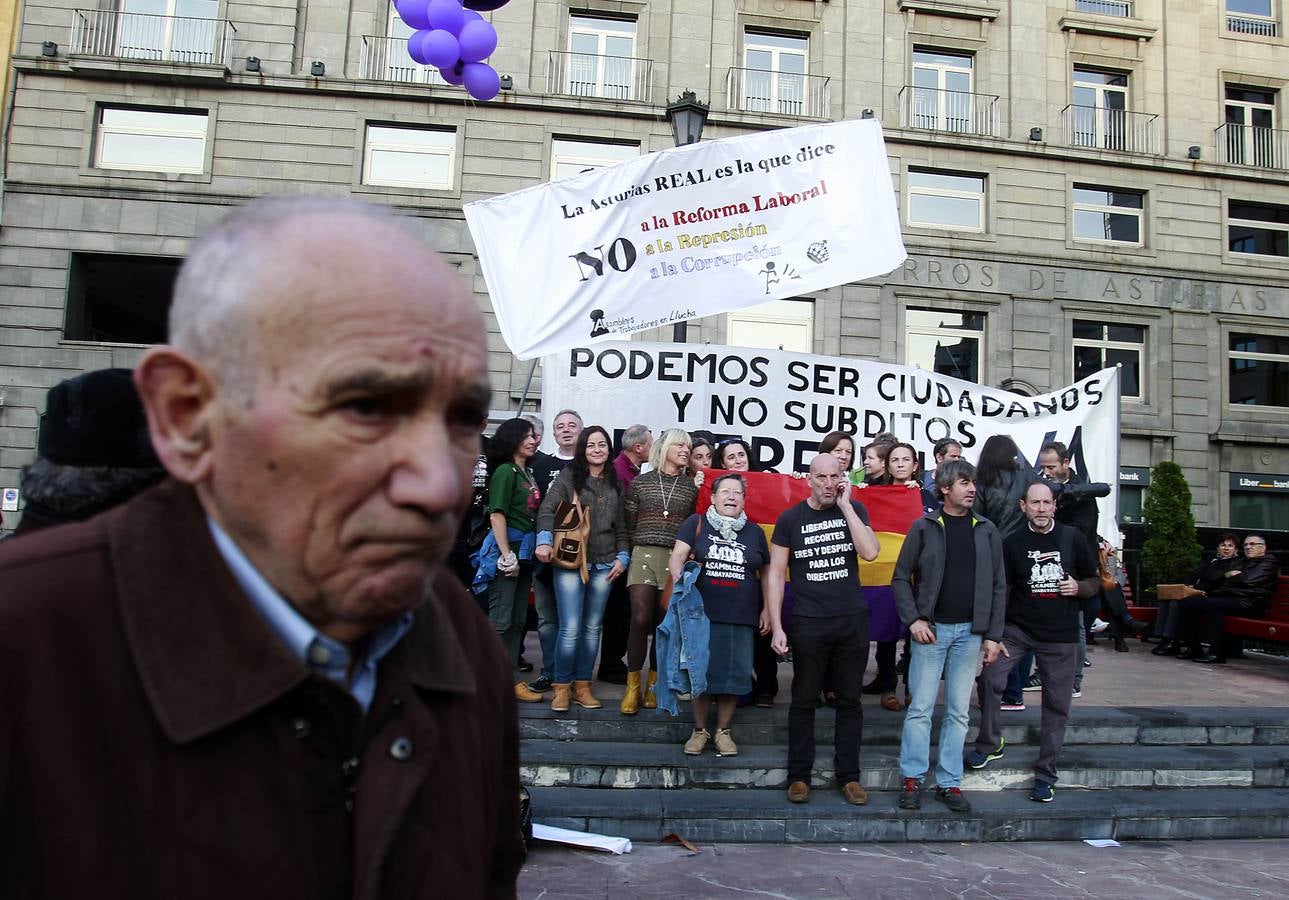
top-left (1151, 640), bottom-right (1178, 656)
top-left (1114, 637), bottom-right (1129, 653)
top-left (1192, 653), bottom-right (1225, 664)
top-left (1175, 646), bottom-right (1197, 659)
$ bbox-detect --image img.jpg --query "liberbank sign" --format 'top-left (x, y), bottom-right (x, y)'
top-left (895, 255), bottom-right (1287, 317)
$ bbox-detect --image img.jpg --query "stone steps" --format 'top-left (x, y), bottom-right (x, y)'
top-left (519, 703), bottom-right (1289, 748)
top-left (521, 740), bottom-right (1289, 791)
top-left (527, 785), bottom-right (1289, 843)
top-left (520, 704), bottom-right (1289, 843)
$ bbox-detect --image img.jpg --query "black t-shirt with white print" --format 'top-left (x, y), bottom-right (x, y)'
top-left (1003, 521), bottom-right (1097, 643)
top-left (771, 499), bottom-right (871, 619)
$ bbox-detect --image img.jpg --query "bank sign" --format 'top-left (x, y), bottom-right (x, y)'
top-left (543, 342), bottom-right (1122, 540)
top-left (464, 118), bottom-right (905, 360)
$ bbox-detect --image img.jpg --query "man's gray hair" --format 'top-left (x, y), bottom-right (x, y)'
top-left (621, 423), bottom-right (651, 451)
top-left (520, 413), bottom-right (544, 435)
top-left (553, 409), bottom-right (583, 424)
top-left (934, 459), bottom-right (976, 497)
top-left (168, 197), bottom-right (410, 403)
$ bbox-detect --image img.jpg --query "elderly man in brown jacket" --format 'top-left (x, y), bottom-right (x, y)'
top-left (0, 198), bottom-right (523, 899)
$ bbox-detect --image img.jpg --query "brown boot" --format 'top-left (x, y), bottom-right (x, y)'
top-left (572, 680), bottom-right (602, 709)
top-left (619, 671), bottom-right (642, 715)
top-left (515, 681), bottom-right (544, 703)
top-left (642, 670), bottom-right (658, 709)
top-left (550, 683), bottom-right (571, 713)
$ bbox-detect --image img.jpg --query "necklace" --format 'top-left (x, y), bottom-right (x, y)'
top-left (658, 471), bottom-right (681, 518)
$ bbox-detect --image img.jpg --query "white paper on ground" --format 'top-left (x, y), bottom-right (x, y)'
top-left (532, 823), bottom-right (633, 854)
top-left (1084, 839), bottom-right (1121, 848)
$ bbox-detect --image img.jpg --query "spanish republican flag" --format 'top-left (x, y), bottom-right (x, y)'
top-left (698, 473), bottom-right (925, 633)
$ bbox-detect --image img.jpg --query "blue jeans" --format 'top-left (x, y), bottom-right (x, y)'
top-left (898, 621), bottom-right (981, 789)
top-left (552, 564), bottom-right (614, 683)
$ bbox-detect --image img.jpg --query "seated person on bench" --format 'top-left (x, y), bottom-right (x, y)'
top-left (1176, 535), bottom-right (1279, 663)
top-left (1153, 533), bottom-right (1240, 656)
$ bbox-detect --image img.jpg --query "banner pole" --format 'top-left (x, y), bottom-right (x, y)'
top-left (517, 359), bottom-right (539, 412)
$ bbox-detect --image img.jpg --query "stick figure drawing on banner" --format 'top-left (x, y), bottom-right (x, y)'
top-left (589, 309), bottom-right (610, 337)
top-left (758, 261), bottom-right (800, 294)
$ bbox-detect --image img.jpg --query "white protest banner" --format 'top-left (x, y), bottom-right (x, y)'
top-left (463, 119), bottom-right (906, 360)
top-left (542, 343), bottom-right (1122, 540)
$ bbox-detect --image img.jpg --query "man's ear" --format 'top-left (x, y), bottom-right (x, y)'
top-left (134, 347), bottom-right (219, 484)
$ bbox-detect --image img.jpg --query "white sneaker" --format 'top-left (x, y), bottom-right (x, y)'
top-left (1091, 618), bottom-right (1110, 633)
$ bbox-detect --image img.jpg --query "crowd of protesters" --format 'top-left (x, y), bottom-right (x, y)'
top-left (5, 362), bottom-right (1281, 827)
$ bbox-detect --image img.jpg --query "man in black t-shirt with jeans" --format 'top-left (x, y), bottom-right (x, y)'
top-left (966, 481), bottom-right (1099, 803)
top-left (767, 454), bottom-right (880, 806)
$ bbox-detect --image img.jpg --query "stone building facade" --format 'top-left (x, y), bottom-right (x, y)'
top-left (0, 0), bottom-right (1286, 531)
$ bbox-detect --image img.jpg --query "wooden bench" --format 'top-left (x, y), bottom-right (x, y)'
top-left (1223, 576), bottom-right (1289, 644)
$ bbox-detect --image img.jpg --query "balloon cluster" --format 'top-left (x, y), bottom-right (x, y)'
top-left (397, 0), bottom-right (509, 101)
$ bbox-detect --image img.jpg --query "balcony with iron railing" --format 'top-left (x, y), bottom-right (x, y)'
top-left (726, 67), bottom-right (830, 119)
top-left (1074, 0), bottom-right (1133, 15)
top-left (359, 35), bottom-right (445, 86)
top-left (897, 85), bottom-right (1001, 138)
top-left (1225, 12), bottom-right (1279, 36)
top-left (1061, 104), bottom-right (1159, 154)
top-left (71, 9), bottom-right (235, 67)
top-left (1215, 122), bottom-right (1288, 169)
top-left (546, 50), bottom-right (652, 103)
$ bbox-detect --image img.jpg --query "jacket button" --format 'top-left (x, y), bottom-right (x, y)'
top-left (390, 737), bottom-right (414, 761)
top-left (290, 717), bottom-right (311, 739)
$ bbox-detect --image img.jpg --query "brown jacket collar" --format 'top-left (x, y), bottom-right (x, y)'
top-left (109, 480), bottom-right (476, 745)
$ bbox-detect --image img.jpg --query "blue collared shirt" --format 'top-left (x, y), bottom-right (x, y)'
top-left (208, 519), bottom-right (413, 713)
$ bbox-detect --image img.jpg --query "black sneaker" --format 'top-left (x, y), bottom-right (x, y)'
top-left (897, 777), bottom-right (921, 810)
top-left (1029, 780), bottom-right (1054, 803)
top-left (935, 786), bottom-right (971, 813)
top-left (517, 656), bottom-right (534, 673)
top-left (527, 676), bottom-right (553, 692)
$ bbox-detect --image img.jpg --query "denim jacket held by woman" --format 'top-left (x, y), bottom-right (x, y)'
top-left (655, 560), bottom-right (710, 716)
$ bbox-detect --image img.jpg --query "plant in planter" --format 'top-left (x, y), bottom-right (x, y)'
top-left (1140, 460), bottom-right (1202, 588)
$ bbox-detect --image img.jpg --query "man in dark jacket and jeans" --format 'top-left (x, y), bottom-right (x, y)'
top-left (893, 459), bottom-right (1006, 813)
top-left (966, 480), bottom-right (1099, 804)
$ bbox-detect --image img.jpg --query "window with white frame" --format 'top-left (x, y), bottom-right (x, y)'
top-left (550, 138), bottom-right (639, 181)
top-left (1072, 66), bottom-right (1129, 150)
top-left (907, 169), bottom-right (986, 232)
top-left (727, 299), bottom-right (813, 352)
top-left (1073, 321), bottom-right (1145, 400)
top-left (383, 7), bottom-right (445, 84)
top-left (1229, 333), bottom-right (1289, 407)
top-left (742, 31), bottom-right (808, 115)
top-left (1225, 0), bottom-right (1279, 37)
top-left (1074, 0), bottom-right (1132, 16)
top-left (905, 308), bottom-right (985, 383)
top-left (94, 106), bottom-right (208, 174)
top-left (1224, 85), bottom-right (1278, 167)
top-left (117, 0), bottom-right (220, 63)
top-left (363, 125), bottom-right (455, 190)
top-left (1228, 200), bottom-right (1289, 257)
top-left (1072, 185), bottom-right (1144, 245)
top-left (911, 48), bottom-right (973, 132)
top-left (567, 14), bottom-right (637, 100)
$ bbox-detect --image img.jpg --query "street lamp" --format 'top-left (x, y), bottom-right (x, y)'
top-left (665, 91), bottom-right (709, 342)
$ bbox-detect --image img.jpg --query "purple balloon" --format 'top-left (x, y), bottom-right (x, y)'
top-left (420, 29), bottom-right (461, 69)
top-left (405, 29), bottom-right (432, 65)
top-left (463, 61), bottom-right (500, 101)
top-left (457, 19), bottom-right (497, 63)
top-left (462, 7), bottom-right (482, 21)
top-left (439, 62), bottom-right (466, 86)
top-left (462, 0), bottom-right (509, 11)
top-left (397, 0), bottom-right (433, 30)
top-left (426, 0), bottom-right (465, 35)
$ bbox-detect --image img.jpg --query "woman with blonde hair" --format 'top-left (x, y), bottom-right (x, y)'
top-left (621, 428), bottom-right (700, 714)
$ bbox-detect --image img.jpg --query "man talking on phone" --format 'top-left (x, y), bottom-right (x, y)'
top-left (965, 480), bottom-right (1099, 803)
top-left (766, 453), bottom-right (880, 807)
